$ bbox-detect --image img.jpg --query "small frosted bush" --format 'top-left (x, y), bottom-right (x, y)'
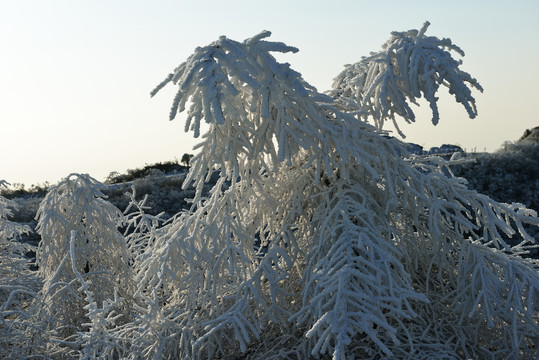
top-left (35, 174), bottom-right (135, 351)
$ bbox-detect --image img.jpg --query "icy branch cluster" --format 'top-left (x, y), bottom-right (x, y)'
top-left (0, 181), bottom-right (33, 304)
top-left (151, 30), bottom-right (343, 205)
top-left (0, 182), bottom-right (39, 355)
top-left (331, 21), bottom-right (484, 136)
top-left (34, 174), bottom-right (134, 340)
top-left (1, 24), bottom-right (538, 359)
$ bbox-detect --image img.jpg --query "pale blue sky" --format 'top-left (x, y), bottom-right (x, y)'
top-left (1, 0), bottom-right (538, 186)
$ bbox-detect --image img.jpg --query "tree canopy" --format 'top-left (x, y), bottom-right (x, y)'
top-left (1, 23), bottom-right (538, 360)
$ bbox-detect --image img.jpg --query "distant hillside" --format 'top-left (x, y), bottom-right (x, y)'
top-left (104, 159), bottom-right (189, 184)
top-left (3, 129), bottom-right (538, 250)
top-left (450, 128), bottom-right (539, 254)
top-left (405, 143), bottom-right (464, 157)
top-left (1, 159), bottom-right (217, 247)
top-left (452, 127), bottom-right (539, 212)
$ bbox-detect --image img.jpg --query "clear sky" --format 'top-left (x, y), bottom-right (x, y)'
top-left (1, 0), bottom-right (538, 186)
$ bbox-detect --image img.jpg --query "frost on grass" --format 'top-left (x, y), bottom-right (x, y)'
top-left (1, 23), bottom-right (538, 360)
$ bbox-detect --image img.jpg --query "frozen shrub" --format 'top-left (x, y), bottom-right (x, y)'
top-left (0, 180), bottom-right (34, 300)
top-left (141, 25), bottom-right (538, 359)
top-left (0, 181), bottom-right (40, 358)
top-left (35, 174), bottom-right (135, 347)
top-left (1, 23), bottom-right (538, 360)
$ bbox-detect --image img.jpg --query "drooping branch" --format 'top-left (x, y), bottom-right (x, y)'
top-left (330, 21), bottom-right (483, 136)
top-left (150, 31), bottom-right (342, 204)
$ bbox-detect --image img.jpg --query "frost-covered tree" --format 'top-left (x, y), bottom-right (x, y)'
top-left (139, 24), bottom-right (538, 359)
top-left (1, 23), bottom-right (538, 360)
top-left (34, 174), bottom-right (134, 347)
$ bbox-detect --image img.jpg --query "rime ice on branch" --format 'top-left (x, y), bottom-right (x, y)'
top-left (330, 21), bottom-right (484, 137)
top-left (3, 24), bottom-right (533, 360)
top-left (35, 174), bottom-right (134, 339)
top-left (151, 30), bottom-right (342, 204)
top-left (146, 25), bottom-right (538, 360)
